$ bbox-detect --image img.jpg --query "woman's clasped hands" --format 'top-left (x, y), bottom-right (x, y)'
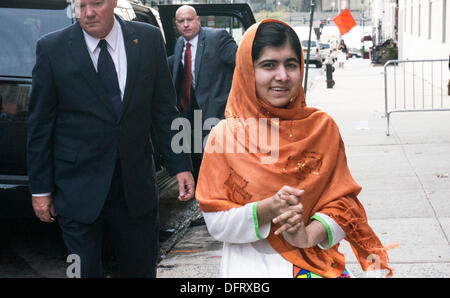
top-left (271, 186), bottom-right (304, 234)
top-left (269, 186), bottom-right (310, 248)
top-left (260, 185), bottom-right (329, 249)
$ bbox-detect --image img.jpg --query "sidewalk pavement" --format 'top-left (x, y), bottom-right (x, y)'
top-left (157, 58), bottom-right (450, 278)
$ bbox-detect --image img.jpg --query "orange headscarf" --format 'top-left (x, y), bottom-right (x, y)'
top-left (196, 19), bottom-right (393, 277)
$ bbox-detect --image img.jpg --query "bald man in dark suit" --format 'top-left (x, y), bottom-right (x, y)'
top-left (169, 5), bottom-right (237, 179)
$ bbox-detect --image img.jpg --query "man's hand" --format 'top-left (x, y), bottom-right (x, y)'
top-left (176, 171), bottom-right (195, 201)
top-left (32, 195), bottom-right (56, 223)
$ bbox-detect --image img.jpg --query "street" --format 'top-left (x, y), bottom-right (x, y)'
top-left (0, 215), bottom-right (168, 278)
top-left (0, 212), bottom-right (123, 278)
top-left (304, 64), bottom-right (324, 91)
top-left (0, 188), bottom-right (68, 277)
top-left (0, 170), bottom-right (199, 278)
top-left (0, 218), bottom-right (67, 278)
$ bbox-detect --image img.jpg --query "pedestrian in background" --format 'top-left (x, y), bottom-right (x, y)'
top-left (195, 19), bottom-right (393, 278)
top-left (27, 0), bottom-right (194, 278)
top-left (168, 5), bottom-right (237, 181)
top-left (337, 39), bottom-right (348, 69)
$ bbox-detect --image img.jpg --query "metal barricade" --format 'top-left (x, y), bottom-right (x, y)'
top-left (384, 58), bottom-right (450, 136)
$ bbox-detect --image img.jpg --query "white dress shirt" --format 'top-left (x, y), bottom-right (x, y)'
top-left (83, 17), bottom-right (127, 100)
top-left (32, 18), bottom-right (127, 197)
top-left (182, 35), bottom-right (198, 88)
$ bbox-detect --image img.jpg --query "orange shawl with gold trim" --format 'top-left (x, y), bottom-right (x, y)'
top-left (195, 19), bottom-right (393, 277)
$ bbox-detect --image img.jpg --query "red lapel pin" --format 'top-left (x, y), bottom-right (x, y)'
top-left (133, 39), bottom-right (138, 45)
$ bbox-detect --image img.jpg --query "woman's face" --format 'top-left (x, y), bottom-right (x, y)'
top-left (254, 43), bottom-right (301, 108)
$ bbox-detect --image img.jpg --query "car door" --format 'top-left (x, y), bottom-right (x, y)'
top-left (157, 3), bottom-right (256, 57)
top-left (0, 1), bottom-right (73, 187)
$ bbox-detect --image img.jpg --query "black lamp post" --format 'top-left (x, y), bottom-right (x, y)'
top-left (303, 0), bottom-right (315, 95)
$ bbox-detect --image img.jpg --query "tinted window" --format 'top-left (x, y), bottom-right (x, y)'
top-left (133, 8), bottom-right (158, 27)
top-left (0, 6), bottom-right (72, 77)
top-left (171, 15), bottom-right (246, 45)
top-left (199, 15), bottom-right (246, 45)
top-left (320, 43), bottom-right (330, 49)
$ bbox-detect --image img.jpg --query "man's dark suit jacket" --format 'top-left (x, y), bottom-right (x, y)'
top-left (27, 17), bottom-right (192, 224)
top-left (170, 27), bottom-right (237, 121)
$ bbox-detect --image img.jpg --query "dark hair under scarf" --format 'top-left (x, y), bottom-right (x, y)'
top-left (251, 22), bottom-right (302, 67)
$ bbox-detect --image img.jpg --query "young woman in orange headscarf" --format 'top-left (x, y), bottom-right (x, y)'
top-left (195, 19), bottom-right (393, 278)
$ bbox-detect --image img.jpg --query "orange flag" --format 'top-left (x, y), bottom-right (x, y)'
top-left (333, 9), bottom-right (357, 35)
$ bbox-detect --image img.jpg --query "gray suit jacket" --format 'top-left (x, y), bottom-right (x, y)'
top-left (170, 27), bottom-right (237, 121)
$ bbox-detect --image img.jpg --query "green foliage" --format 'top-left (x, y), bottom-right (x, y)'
top-left (373, 46), bottom-right (398, 65)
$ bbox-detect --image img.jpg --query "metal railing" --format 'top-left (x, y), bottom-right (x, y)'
top-left (384, 58), bottom-right (450, 136)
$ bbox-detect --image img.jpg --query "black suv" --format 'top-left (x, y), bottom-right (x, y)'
top-left (0, 0), bottom-right (255, 218)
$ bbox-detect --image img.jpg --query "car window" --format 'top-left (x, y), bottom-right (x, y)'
top-left (320, 43), bottom-right (330, 49)
top-left (199, 15), bottom-right (246, 45)
top-left (130, 6), bottom-right (165, 43)
top-left (0, 6), bottom-right (72, 77)
top-left (170, 15), bottom-right (246, 45)
top-left (133, 9), bottom-right (158, 27)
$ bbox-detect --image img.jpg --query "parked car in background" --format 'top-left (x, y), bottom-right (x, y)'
top-left (348, 48), bottom-right (362, 58)
top-left (301, 40), bottom-right (322, 68)
top-left (319, 42), bottom-right (331, 61)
